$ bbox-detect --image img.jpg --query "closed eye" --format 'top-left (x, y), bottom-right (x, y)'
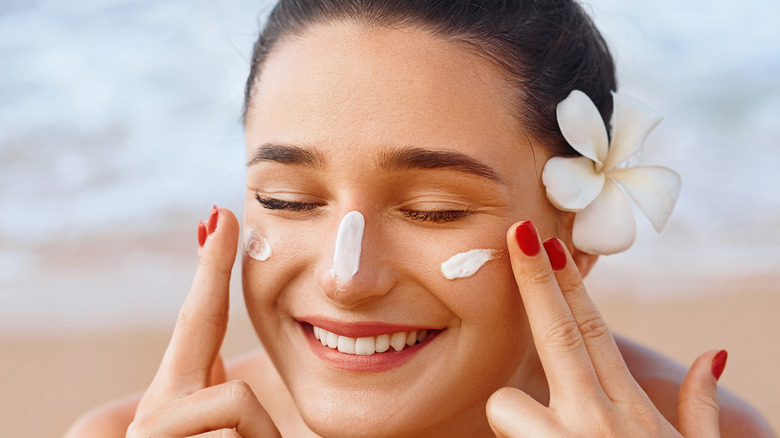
top-left (255, 193), bottom-right (321, 212)
top-left (402, 209), bottom-right (473, 223)
top-left (256, 192), bottom-right (473, 223)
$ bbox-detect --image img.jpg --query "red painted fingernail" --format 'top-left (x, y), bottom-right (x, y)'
top-left (712, 350), bottom-right (728, 381)
top-left (543, 238), bottom-right (567, 270)
top-left (515, 221), bottom-right (540, 256)
top-left (198, 221), bottom-right (208, 247)
top-left (207, 205), bottom-right (219, 234)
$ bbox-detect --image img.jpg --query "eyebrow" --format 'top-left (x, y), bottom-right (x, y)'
top-left (378, 147), bottom-right (505, 184)
top-left (247, 143), bottom-right (505, 184)
top-left (247, 143), bottom-right (325, 168)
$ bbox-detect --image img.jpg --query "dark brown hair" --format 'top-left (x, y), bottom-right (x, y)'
top-left (243, 0), bottom-right (616, 156)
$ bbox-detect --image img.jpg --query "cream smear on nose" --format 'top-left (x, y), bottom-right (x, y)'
top-left (440, 249), bottom-right (501, 280)
top-left (244, 228), bottom-right (272, 261)
top-left (330, 211), bottom-right (365, 290)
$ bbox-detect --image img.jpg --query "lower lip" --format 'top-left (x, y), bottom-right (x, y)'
top-left (301, 324), bottom-right (440, 372)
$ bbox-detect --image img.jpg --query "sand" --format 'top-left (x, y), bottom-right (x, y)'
top-left (1, 275), bottom-right (778, 437)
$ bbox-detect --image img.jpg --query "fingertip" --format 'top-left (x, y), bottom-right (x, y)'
top-left (542, 237), bottom-right (567, 271)
top-left (515, 220), bottom-right (541, 256)
top-left (678, 349), bottom-right (724, 435)
top-left (712, 349), bottom-right (728, 381)
top-left (197, 207), bottom-right (241, 272)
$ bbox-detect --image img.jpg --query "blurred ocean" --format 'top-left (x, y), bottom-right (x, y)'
top-left (1, 0), bottom-right (779, 331)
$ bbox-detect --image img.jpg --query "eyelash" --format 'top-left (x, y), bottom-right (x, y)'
top-left (255, 192), bottom-right (473, 223)
top-left (401, 209), bottom-right (472, 223)
top-left (255, 193), bottom-right (320, 212)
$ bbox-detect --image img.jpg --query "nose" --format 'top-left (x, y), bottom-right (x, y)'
top-left (317, 210), bottom-right (395, 308)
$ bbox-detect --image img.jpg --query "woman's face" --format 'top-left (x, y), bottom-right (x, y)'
top-left (242, 22), bottom-right (568, 437)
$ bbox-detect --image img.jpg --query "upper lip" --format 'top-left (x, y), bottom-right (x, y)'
top-left (297, 316), bottom-right (440, 338)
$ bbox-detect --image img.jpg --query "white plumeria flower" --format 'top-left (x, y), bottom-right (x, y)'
top-left (542, 90), bottom-right (681, 255)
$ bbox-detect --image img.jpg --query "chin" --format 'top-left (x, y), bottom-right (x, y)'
top-left (294, 385), bottom-right (472, 438)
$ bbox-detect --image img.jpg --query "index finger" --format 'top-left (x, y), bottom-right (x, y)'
top-left (160, 207), bottom-right (240, 391)
top-left (507, 221), bottom-right (601, 400)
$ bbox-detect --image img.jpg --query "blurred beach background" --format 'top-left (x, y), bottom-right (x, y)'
top-left (1, 0), bottom-right (778, 435)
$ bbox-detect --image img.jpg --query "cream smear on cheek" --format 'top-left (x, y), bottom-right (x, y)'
top-left (440, 249), bottom-right (502, 280)
top-left (330, 211), bottom-right (365, 290)
top-left (244, 228), bottom-right (272, 261)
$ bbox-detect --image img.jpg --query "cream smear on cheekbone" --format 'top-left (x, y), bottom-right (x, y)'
top-left (244, 228), bottom-right (272, 261)
top-left (330, 211), bottom-right (365, 290)
top-left (440, 249), bottom-right (501, 280)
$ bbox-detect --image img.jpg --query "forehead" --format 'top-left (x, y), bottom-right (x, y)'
top-left (245, 21), bottom-right (537, 177)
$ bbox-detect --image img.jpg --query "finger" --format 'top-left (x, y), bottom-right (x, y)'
top-left (507, 221), bottom-right (601, 399)
top-left (678, 349), bottom-right (725, 438)
top-left (486, 387), bottom-right (558, 438)
top-left (189, 430), bottom-right (242, 438)
top-left (542, 238), bottom-right (640, 400)
top-left (209, 354), bottom-right (227, 387)
top-left (129, 381), bottom-right (281, 438)
top-left (161, 207), bottom-right (240, 390)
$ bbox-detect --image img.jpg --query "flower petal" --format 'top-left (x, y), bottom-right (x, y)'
top-left (572, 179), bottom-right (636, 255)
top-left (542, 156), bottom-right (605, 211)
top-left (603, 92), bottom-right (663, 172)
top-left (608, 165), bottom-right (681, 232)
top-left (557, 90), bottom-right (609, 165)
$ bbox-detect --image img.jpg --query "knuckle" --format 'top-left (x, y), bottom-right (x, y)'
top-left (577, 314), bottom-right (610, 343)
top-left (683, 391), bottom-right (720, 414)
top-left (542, 318), bottom-right (583, 352)
top-left (524, 267), bottom-right (558, 287)
top-left (226, 380), bottom-right (257, 404)
top-left (558, 274), bottom-right (584, 294)
top-left (176, 306), bottom-right (225, 337)
top-left (588, 403), bottom-right (616, 431)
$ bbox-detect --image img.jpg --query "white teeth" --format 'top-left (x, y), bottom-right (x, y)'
top-left (311, 325), bottom-right (432, 356)
top-left (326, 331), bottom-right (339, 349)
top-left (390, 332), bottom-right (407, 352)
top-left (355, 337), bottom-right (375, 355)
top-left (337, 336), bottom-right (356, 354)
top-left (375, 334), bottom-right (390, 353)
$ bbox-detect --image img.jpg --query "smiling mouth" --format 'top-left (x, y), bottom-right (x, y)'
top-left (312, 324), bottom-right (432, 356)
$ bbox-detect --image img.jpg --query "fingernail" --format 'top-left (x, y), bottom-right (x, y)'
top-left (198, 221), bottom-right (208, 247)
top-left (711, 350), bottom-right (728, 381)
top-left (207, 205), bottom-right (219, 234)
top-left (515, 221), bottom-right (540, 256)
top-left (543, 238), bottom-right (567, 270)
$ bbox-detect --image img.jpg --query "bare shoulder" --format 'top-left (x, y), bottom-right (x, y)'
top-left (64, 392), bottom-right (142, 438)
top-left (64, 351), bottom-right (273, 438)
top-left (615, 334), bottom-right (777, 438)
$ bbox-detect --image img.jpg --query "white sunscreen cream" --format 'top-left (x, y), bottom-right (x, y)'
top-left (330, 211), bottom-right (365, 290)
top-left (440, 249), bottom-right (501, 280)
top-left (244, 228), bottom-right (272, 261)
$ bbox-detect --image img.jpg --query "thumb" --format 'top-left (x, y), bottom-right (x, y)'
top-left (678, 349), bottom-right (727, 437)
top-left (486, 387), bottom-right (554, 438)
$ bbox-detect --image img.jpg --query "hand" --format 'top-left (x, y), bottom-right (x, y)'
top-left (486, 221), bottom-right (722, 438)
top-left (128, 207), bottom-right (280, 438)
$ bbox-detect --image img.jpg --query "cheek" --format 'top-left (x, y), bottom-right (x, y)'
top-left (244, 228), bottom-right (272, 261)
top-left (241, 216), bottom-right (320, 316)
top-left (409, 227), bottom-right (524, 326)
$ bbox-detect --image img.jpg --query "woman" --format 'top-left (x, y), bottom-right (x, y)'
top-left (68, 0), bottom-right (775, 436)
